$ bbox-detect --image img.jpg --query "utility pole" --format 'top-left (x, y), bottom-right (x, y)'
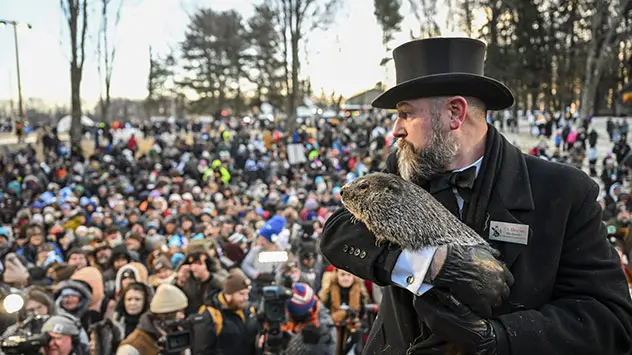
top-left (0, 19), bottom-right (31, 134)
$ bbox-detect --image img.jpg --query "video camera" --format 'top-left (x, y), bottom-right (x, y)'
top-left (260, 285), bottom-right (293, 354)
top-left (157, 314), bottom-right (204, 355)
top-left (1, 333), bottom-right (50, 355)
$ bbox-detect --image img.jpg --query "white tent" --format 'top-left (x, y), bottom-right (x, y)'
top-left (57, 115), bottom-right (95, 133)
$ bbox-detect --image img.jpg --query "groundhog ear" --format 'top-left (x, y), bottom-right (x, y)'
top-left (386, 181), bottom-right (401, 193)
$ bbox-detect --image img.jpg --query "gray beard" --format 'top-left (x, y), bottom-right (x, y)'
top-left (396, 124), bottom-right (458, 184)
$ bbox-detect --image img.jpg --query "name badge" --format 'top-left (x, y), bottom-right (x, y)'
top-left (489, 221), bottom-right (529, 245)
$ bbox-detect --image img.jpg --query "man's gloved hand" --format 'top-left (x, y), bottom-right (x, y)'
top-left (415, 288), bottom-right (498, 355)
top-left (431, 244), bottom-right (514, 318)
top-left (257, 272), bottom-right (276, 283)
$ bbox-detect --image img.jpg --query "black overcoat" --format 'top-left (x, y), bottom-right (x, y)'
top-left (320, 128), bottom-right (632, 355)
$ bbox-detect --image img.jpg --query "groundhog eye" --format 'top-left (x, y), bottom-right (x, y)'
top-left (358, 181), bottom-right (369, 190)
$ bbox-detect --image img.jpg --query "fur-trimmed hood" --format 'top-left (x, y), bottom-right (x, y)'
top-left (115, 262), bottom-right (149, 295)
top-left (54, 279), bottom-right (92, 318)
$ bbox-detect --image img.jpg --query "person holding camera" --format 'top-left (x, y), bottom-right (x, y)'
top-left (318, 269), bottom-right (368, 355)
top-left (40, 314), bottom-right (89, 355)
top-left (116, 283), bottom-right (188, 355)
top-left (192, 268), bottom-right (259, 355)
top-left (281, 283), bottom-right (336, 355)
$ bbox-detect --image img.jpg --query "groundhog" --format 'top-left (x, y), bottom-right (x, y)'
top-left (341, 172), bottom-right (495, 355)
top-left (340, 172), bottom-right (488, 250)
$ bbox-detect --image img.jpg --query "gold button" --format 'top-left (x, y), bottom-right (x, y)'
top-left (406, 275), bottom-right (415, 285)
top-left (360, 251), bottom-right (366, 259)
top-left (354, 249), bottom-right (360, 256)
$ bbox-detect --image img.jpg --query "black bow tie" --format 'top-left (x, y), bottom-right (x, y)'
top-left (427, 165), bottom-right (477, 195)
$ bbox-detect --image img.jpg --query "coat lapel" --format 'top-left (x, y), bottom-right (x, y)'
top-left (482, 140), bottom-right (534, 268)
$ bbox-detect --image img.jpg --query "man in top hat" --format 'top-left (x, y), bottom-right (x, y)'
top-left (321, 37), bottom-right (632, 354)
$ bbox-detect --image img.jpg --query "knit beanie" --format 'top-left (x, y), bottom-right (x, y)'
top-left (150, 283), bottom-right (188, 314)
top-left (222, 268), bottom-right (251, 295)
top-left (258, 215), bottom-right (286, 243)
top-left (286, 282), bottom-right (316, 317)
top-left (41, 314), bottom-right (81, 336)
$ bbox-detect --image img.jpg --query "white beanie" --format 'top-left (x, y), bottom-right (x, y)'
top-left (150, 284), bottom-right (188, 314)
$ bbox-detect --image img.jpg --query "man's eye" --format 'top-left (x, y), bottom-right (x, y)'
top-left (398, 112), bottom-right (411, 119)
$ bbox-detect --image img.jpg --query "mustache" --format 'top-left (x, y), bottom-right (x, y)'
top-left (397, 139), bottom-right (416, 153)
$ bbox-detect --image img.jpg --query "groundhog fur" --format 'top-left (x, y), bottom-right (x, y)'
top-left (341, 172), bottom-right (488, 250)
top-left (342, 172), bottom-right (490, 355)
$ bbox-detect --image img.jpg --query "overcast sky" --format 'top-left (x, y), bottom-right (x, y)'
top-left (0, 0), bottom-right (478, 108)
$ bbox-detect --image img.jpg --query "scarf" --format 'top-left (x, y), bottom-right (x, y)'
top-left (282, 301), bottom-right (321, 333)
top-left (463, 124), bottom-right (504, 234)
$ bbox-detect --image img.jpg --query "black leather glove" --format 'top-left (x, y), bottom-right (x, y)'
top-left (415, 288), bottom-right (498, 355)
top-left (257, 272), bottom-right (276, 283)
top-left (432, 244), bottom-right (514, 318)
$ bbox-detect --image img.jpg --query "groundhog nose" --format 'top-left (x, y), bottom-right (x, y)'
top-left (340, 187), bottom-right (346, 197)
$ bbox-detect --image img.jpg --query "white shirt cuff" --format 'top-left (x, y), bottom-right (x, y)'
top-left (391, 247), bottom-right (437, 296)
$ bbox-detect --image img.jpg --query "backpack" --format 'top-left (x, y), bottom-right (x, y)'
top-left (198, 304), bottom-right (257, 336)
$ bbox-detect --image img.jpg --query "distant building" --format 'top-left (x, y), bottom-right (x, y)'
top-left (342, 87), bottom-right (384, 110)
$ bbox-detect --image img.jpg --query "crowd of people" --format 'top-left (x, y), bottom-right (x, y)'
top-left (517, 115), bottom-right (632, 295)
top-left (0, 115), bottom-right (391, 355)
top-left (1, 109), bottom-right (632, 354)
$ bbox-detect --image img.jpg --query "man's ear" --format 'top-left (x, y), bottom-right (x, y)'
top-left (447, 96), bottom-right (468, 130)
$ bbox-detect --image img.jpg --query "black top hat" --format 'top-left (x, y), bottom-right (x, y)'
top-left (372, 37), bottom-right (514, 110)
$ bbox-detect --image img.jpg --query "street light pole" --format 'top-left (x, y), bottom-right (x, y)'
top-left (0, 19), bottom-right (31, 134)
top-left (12, 23), bottom-right (24, 127)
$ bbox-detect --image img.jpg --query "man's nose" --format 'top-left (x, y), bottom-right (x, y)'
top-left (392, 118), bottom-right (407, 138)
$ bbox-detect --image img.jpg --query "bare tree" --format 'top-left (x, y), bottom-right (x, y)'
top-left (276, 0), bottom-right (339, 140)
top-left (60, 0), bottom-right (88, 149)
top-left (97, 0), bottom-right (124, 123)
top-left (579, 0), bottom-right (631, 119)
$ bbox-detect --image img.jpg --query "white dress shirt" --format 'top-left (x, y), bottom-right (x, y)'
top-left (390, 156), bottom-right (484, 295)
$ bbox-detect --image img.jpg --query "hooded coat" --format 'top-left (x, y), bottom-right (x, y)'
top-left (54, 279), bottom-right (93, 330)
top-left (114, 262), bottom-right (149, 295)
top-left (89, 318), bottom-right (123, 355)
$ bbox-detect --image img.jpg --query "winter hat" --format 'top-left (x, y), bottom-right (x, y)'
top-left (228, 233), bottom-right (246, 245)
top-left (41, 314), bottom-right (81, 336)
top-left (150, 283), bottom-right (188, 314)
top-left (152, 255), bottom-right (172, 272)
top-left (171, 253), bottom-right (185, 268)
top-left (223, 268), bottom-right (251, 295)
top-left (185, 239), bottom-right (209, 258)
top-left (286, 282), bottom-right (316, 317)
top-left (258, 215), bottom-right (286, 243)
top-left (0, 227), bottom-right (12, 242)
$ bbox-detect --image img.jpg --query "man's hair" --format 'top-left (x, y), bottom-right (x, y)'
top-left (429, 96), bottom-right (486, 120)
top-left (465, 97), bottom-right (487, 119)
